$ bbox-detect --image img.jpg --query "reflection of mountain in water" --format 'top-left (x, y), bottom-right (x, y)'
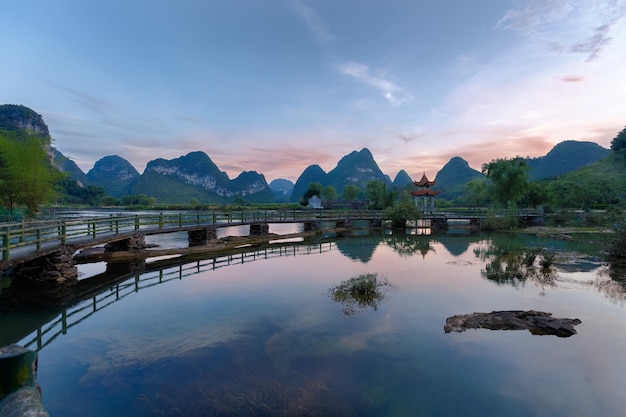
top-left (436, 234), bottom-right (484, 257)
top-left (382, 234), bottom-right (435, 258)
top-left (334, 235), bottom-right (382, 263)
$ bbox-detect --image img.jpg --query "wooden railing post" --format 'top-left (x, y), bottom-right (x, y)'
top-left (36, 230), bottom-right (41, 250)
top-left (134, 215), bottom-right (140, 230)
top-left (61, 221), bottom-right (67, 245)
top-left (2, 229), bottom-right (9, 261)
top-left (159, 213), bottom-right (163, 229)
top-left (179, 213), bottom-right (182, 227)
top-left (92, 221), bottom-right (97, 238)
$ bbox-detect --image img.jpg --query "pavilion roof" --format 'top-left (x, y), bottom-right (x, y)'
top-left (413, 173), bottom-right (435, 187)
top-left (410, 189), bottom-right (441, 197)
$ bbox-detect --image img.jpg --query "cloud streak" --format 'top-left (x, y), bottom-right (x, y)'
top-left (496, 0), bottom-right (626, 61)
top-left (290, 0), bottom-right (334, 44)
top-left (338, 62), bottom-right (413, 106)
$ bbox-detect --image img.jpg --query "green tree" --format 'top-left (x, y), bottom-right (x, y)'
top-left (0, 132), bottom-right (62, 215)
top-left (463, 179), bottom-right (488, 207)
top-left (321, 185), bottom-right (338, 201)
top-left (611, 125), bottom-right (626, 164)
top-left (300, 182), bottom-right (323, 206)
top-left (482, 158), bottom-right (529, 208)
top-left (385, 192), bottom-right (421, 228)
top-left (521, 181), bottom-right (553, 209)
top-left (366, 180), bottom-right (395, 210)
top-left (343, 184), bottom-right (361, 201)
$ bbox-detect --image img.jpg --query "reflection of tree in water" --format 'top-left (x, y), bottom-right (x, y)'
top-left (475, 239), bottom-right (626, 303)
top-left (381, 234), bottom-right (434, 258)
top-left (596, 262), bottom-right (626, 305)
top-left (328, 273), bottom-right (395, 316)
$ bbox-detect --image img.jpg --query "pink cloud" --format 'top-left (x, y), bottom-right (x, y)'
top-left (561, 75), bottom-right (585, 82)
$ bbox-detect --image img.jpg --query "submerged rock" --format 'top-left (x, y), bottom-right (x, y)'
top-left (444, 310), bottom-right (581, 338)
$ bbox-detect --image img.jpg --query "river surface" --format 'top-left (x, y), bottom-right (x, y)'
top-left (3, 229), bottom-right (626, 416)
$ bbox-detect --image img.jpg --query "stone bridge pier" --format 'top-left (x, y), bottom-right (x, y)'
top-left (303, 221), bottom-right (321, 232)
top-left (250, 223), bottom-right (270, 236)
top-left (188, 227), bottom-right (218, 246)
top-left (335, 219), bottom-right (351, 228)
top-left (104, 233), bottom-right (146, 252)
top-left (2, 246), bottom-right (78, 305)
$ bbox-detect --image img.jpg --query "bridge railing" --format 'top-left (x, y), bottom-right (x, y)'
top-left (420, 208), bottom-right (544, 219)
top-left (0, 209), bottom-right (385, 261)
top-left (20, 241), bottom-right (338, 351)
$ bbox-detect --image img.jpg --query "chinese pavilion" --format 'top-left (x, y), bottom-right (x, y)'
top-left (410, 173), bottom-right (441, 209)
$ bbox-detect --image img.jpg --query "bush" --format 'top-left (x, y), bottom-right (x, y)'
top-left (605, 223), bottom-right (626, 258)
top-left (481, 210), bottom-right (519, 231)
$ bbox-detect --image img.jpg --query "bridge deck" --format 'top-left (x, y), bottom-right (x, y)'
top-left (0, 208), bottom-right (543, 264)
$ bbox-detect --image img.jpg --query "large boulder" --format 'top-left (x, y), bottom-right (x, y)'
top-left (444, 310), bottom-right (581, 337)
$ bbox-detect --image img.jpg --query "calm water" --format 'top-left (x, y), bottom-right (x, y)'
top-left (5, 231), bottom-right (626, 416)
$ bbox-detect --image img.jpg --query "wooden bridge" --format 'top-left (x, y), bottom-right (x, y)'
top-left (0, 208), bottom-right (544, 264)
top-left (0, 209), bottom-right (385, 263)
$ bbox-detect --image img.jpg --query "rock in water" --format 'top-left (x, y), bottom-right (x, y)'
top-left (444, 310), bottom-right (581, 337)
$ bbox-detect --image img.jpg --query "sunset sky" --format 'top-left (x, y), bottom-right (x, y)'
top-left (1, 0), bottom-right (625, 182)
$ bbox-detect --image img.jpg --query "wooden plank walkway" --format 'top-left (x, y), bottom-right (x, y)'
top-left (0, 209), bottom-right (385, 264)
top-left (0, 208), bottom-right (544, 264)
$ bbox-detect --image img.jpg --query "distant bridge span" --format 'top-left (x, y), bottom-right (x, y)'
top-left (0, 208), bottom-right (544, 264)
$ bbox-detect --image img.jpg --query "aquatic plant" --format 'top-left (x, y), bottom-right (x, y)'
top-left (328, 273), bottom-right (395, 316)
top-left (522, 247), bottom-right (543, 267)
top-left (539, 251), bottom-right (557, 269)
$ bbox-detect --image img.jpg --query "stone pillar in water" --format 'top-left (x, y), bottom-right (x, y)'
top-left (104, 233), bottom-right (146, 252)
top-left (250, 223), bottom-right (270, 236)
top-left (188, 227), bottom-right (217, 247)
top-left (303, 221), bottom-right (320, 232)
top-left (0, 344), bottom-right (49, 417)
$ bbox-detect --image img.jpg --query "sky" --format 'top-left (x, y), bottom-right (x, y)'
top-left (1, 0), bottom-right (625, 182)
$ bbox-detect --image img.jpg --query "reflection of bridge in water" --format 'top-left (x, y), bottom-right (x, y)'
top-left (16, 239), bottom-right (347, 352)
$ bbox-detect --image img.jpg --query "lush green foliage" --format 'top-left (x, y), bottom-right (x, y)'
top-left (299, 182), bottom-right (323, 206)
top-left (0, 132), bottom-right (62, 215)
top-left (385, 192), bottom-right (421, 228)
top-left (611, 125), bottom-right (626, 153)
top-left (463, 179), bottom-right (489, 207)
top-left (321, 185), bottom-right (338, 201)
top-left (342, 184), bottom-right (361, 201)
top-left (482, 158), bottom-right (529, 208)
top-left (366, 180), bottom-right (395, 210)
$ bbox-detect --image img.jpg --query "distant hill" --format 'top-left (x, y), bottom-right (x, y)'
top-left (290, 164), bottom-right (328, 203)
top-left (552, 152), bottom-right (626, 202)
top-left (290, 148), bottom-right (389, 202)
top-left (326, 148), bottom-right (390, 193)
top-left (392, 170), bottom-right (413, 188)
top-left (87, 155), bottom-right (140, 197)
top-left (0, 104), bottom-right (50, 139)
top-left (527, 140), bottom-right (609, 180)
top-left (433, 157), bottom-right (485, 200)
top-left (137, 151), bottom-right (273, 204)
top-left (269, 179), bottom-right (294, 203)
top-left (52, 148), bottom-right (89, 186)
